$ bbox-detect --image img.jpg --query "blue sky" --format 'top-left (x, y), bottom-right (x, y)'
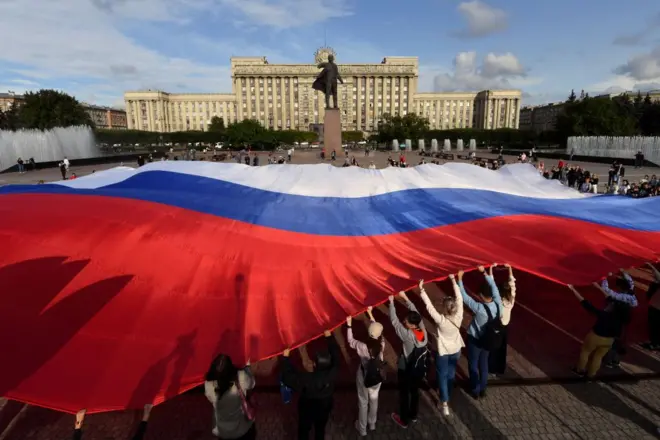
top-left (1, 0), bottom-right (659, 108)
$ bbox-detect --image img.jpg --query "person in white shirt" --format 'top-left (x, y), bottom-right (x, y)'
top-left (346, 307), bottom-right (385, 437)
top-left (488, 264), bottom-right (516, 375)
top-left (368, 162), bottom-right (376, 170)
top-left (417, 277), bottom-right (463, 416)
top-left (63, 157), bottom-right (70, 170)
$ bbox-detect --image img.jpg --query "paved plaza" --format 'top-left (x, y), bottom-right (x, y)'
top-left (0, 150), bottom-right (659, 439)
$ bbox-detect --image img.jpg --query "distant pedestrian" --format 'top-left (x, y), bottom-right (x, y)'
top-left (16, 157), bottom-right (24, 173)
top-left (59, 161), bottom-right (67, 180)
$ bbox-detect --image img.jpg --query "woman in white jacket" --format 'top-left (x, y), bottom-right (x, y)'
top-left (346, 307), bottom-right (385, 437)
top-left (417, 276), bottom-right (464, 416)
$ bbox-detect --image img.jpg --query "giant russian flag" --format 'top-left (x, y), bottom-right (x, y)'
top-left (0, 161), bottom-right (658, 413)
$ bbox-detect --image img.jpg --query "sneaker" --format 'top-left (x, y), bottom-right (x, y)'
top-left (411, 418), bottom-right (418, 423)
top-left (470, 391), bottom-right (480, 400)
top-left (391, 413), bottom-right (408, 429)
top-left (354, 421), bottom-right (366, 437)
top-left (441, 403), bottom-right (450, 417)
top-left (479, 390), bottom-right (487, 398)
top-left (368, 423), bottom-right (376, 431)
top-left (571, 367), bottom-right (586, 378)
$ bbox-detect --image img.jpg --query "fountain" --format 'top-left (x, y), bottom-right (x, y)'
top-left (392, 139), bottom-right (400, 152)
top-left (443, 139), bottom-right (451, 151)
top-left (418, 139), bottom-right (425, 152)
top-left (456, 139), bottom-right (464, 151)
top-left (431, 139), bottom-right (438, 153)
top-left (567, 136), bottom-right (660, 165)
top-left (0, 126), bottom-right (98, 171)
top-left (469, 139), bottom-right (477, 151)
top-left (405, 139), bottom-right (412, 152)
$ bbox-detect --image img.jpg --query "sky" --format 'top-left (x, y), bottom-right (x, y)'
top-left (0, 0), bottom-right (659, 108)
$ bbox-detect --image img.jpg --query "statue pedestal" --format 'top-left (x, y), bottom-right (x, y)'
top-left (323, 109), bottom-right (342, 155)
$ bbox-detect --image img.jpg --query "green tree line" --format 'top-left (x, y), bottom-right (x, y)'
top-left (0, 89), bottom-right (93, 131)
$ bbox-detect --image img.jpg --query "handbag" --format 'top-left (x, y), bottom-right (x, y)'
top-left (235, 378), bottom-right (256, 421)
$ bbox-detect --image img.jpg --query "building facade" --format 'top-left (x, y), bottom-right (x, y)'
top-left (82, 104), bottom-right (128, 129)
top-left (124, 49), bottom-right (522, 133)
top-left (519, 102), bottom-right (565, 133)
top-left (0, 92), bottom-right (22, 112)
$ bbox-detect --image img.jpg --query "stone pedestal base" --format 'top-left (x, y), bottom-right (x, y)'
top-left (323, 109), bottom-right (342, 155)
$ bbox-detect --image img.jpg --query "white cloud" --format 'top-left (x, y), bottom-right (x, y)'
top-left (0, 0), bottom-right (242, 106)
top-left (455, 1), bottom-right (508, 38)
top-left (433, 51), bottom-right (537, 92)
top-left (613, 46), bottom-right (660, 81)
top-left (590, 45), bottom-right (660, 94)
top-left (612, 12), bottom-right (660, 46)
top-left (218, 0), bottom-right (352, 29)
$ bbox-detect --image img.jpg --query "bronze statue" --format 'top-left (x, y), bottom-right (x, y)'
top-left (312, 54), bottom-right (343, 109)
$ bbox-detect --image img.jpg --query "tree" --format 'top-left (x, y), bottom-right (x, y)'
top-left (18, 89), bottom-right (92, 130)
top-left (225, 119), bottom-right (267, 147)
top-left (208, 116), bottom-right (225, 132)
top-left (556, 94), bottom-right (637, 139)
top-left (579, 90), bottom-right (585, 99)
top-left (568, 90), bottom-right (577, 102)
top-left (342, 131), bottom-right (364, 143)
top-left (0, 105), bottom-right (20, 131)
top-left (376, 112), bottom-right (429, 142)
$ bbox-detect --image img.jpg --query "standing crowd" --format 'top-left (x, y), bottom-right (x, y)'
top-left (59, 260), bottom-right (660, 439)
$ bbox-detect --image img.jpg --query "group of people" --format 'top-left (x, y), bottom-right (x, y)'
top-left (68, 260), bottom-right (660, 440)
top-left (15, 157), bottom-right (36, 173)
top-left (613, 173), bottom-right (660, 198)
top-left (539, 161), bottom-right (601, 193)
top-left (538, 158), bottom-right (660, 197)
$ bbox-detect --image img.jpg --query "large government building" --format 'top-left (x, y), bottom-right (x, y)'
top-left (124, 48), bottom-right (522, 134)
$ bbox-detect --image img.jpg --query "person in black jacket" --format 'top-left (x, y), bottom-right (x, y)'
top-left (568, 284), bottom-right (632, 379)
top-left (281, 330), bottom-right (339, 440)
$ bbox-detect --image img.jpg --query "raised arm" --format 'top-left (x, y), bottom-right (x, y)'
top-left (595, 271), bottom-right (638, 307)
top-left (450, 274), bottom-right (464, 314)
top-left (323, 330), bottom-right (340, 373)
top-left (281, 348), bottom-right (304, 392)
top-left (418, 280), bottom-right (444, 324)
top-left (486, 264), bottom-right (502, 306)
top-left (647, 262), bottom-right (660, 282)
top-left (346, 316), bottom-right (367, 353)
top-left (243, 361), bottom-right (256, 391)
top-left (72, 410), bottom-right (85, 440)
top-left (399, 291), bottom-right (425, 331)
top-left (506, 264), bottom-right (517, 299)
top-left (388, 295), bottom-right (408, 340)
top-left (568, 285), bottom-right (599, 316)
top-left (457, 270), bottom-right (480, 313)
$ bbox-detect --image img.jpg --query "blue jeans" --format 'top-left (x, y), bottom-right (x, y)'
top-left (467, 336), bottom-right (489, 394)
top-left (435, 351), bottom-right (460, 402)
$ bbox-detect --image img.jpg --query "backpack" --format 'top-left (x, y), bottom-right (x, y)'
top-left (362, 357), bottom-right (386, 388)
top-left (478, 303), bottom-right (504, 351)
top-left (405, 345), bottom-right (430, 379)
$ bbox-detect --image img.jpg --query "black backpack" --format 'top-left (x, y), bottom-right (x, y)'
top-left (478, 304), bottom-right (504, 351)
top-left (406, 345), bottom-right (430, 379)
top-left (362, 357), bottom-right (386, 388)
